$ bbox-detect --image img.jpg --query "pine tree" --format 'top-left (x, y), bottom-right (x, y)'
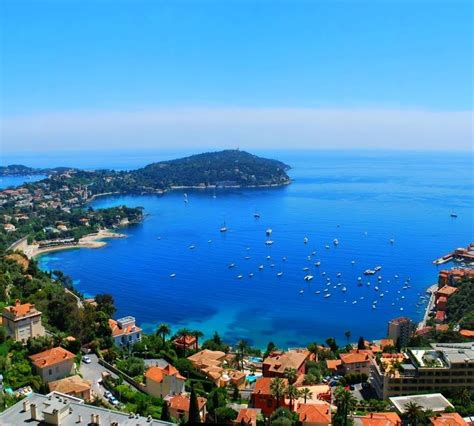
top-left (161, 402), bottom-right (170, 422)
top-left (188, 385), bottom-right (201, 424)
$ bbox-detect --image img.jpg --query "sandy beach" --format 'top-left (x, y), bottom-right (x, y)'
top-left (17, 230), bottom-right (126, 259)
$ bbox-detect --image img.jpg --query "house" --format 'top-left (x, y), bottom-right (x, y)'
top-left (188, 349), bottom-right (230, 386)
top-left (145, 364), bottom-right (186, 398)
top-left (108, 316), bottom-right (142, 348)
top-left (3, 223), bottom-right (16, 232)
top-left (339, 351), bottom-right (371, 375)
top-left (296, 402), bottom-right (332, 426)
top-left (435, 285), bottom-right (459, 300)
top-left (0, 391), bottom-right (174, 425)
top-left (353, 412), bottom-right (402, 426)
top-left (29, 347), bottom-right (76, 383)
top-left (430, 413), bottom-right (468, 426)
top-left (1, 300), bottom-right (45, 343)
top-left (251, 377), bottom-right (289, 416)
top-left (262, 350), bottom-right (309, 377)
top-left (48, 375), bottom-right (92, 400)
top-left (173, 334), bottom-right (198, 351)
top-left (326, 359), bottom-right (342, 373)
top-left (234, 408), bottom-right (261, 426)
top-left (168, 394), bottom-right (207, 422)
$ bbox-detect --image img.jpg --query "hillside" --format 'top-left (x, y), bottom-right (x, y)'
top-left (133, 150), bottom-right (291, 188)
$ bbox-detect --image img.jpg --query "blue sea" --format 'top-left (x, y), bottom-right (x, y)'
top-left (8, 150), bottom-right (473, 349)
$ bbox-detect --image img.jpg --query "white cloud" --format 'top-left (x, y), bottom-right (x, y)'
top-left (1, 107), bottom-right (472, 153)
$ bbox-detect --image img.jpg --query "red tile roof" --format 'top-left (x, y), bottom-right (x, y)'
top-left (3, 300), bottom-right (40, 319)
top-left (145, 364), bottom-right (186, 383)
top-left (29, 347), bottom-right (75, 368)
top-left (460, 329), bottom-right (474, 338)
top-left (356, 412), bottom-right (402, 426)
top-left (326, 359), bottom-right (342, 370)
top-left (340, 351), bottom-right (370, 364)
top-left (263, 350), bottom-right (309, 374)
top-left (168, 394), bottom-right (207, 412)
top-left (252, 377), bottom-right (288, 395)
top-left (430, 413), bottom-right (468, 426)
top-left (235, 408), bottom-right (260, 425)
top-left (436, 286), bottom-right (459, 297)
top-left (297, 403), bottom-right (331, 425)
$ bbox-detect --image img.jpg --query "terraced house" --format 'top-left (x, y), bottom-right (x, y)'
top-left (370, 342), bottom-right (474, 399)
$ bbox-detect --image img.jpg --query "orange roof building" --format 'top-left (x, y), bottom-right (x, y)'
top-left (173, 334), bottom-right (198, 351)
top-left (326, 359), bottom-right (342, 371)
top-left (108, 316), bottom-right (142, 348)
top-left (296, 403), bottom-right (332, 426)
top-left (168, 394), bottom-right (207, 422)
top-left (145, 364), bottom-right (186, 398)
top-left (48, 375), bottom-right (92, 400)
top-left (459, 329), bottom-right (474, 338)
top-left (339, 350), bottom-right (371, 375)
top-left (430, 413), bottom-right (468, 426)
top-left (436, 286), bottom-right (459, 299)
top-left (263, 350), bottom-right (309, 377)
top-left (354, 412), bottom-right (402, 426)
top-left (1, 300), bottom-right (45, 343)
top-left (251, 377), bottom-right (289, 416)
top-left (29, 347), bottom-right (76, 383)
top-left (234, 408), bottom-right (261, 426)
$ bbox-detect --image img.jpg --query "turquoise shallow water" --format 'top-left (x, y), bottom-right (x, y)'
top-left (34, 150), bottom-right (473, 348)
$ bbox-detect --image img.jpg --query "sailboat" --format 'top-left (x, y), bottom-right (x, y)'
top-left (220, 221), bottom-right (228, 232)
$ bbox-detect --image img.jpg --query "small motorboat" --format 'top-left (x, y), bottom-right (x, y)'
top-left (237, 275), bottom-right (243, 279)
top-left (450, 213), bottom-right (458, 218)
top-left (364, 269), bottom-right (376, 275)
top-left (324, 293), bottom-right (331, 298)
top-left (374, 266), bottom-right (382, 272)
top-left (315, 261), bottom-right (321, 267)
top-left (299, 290), bottom-right (304, 294)
top-left (254, 212), bottom-right (261, 219)
top-left (228, 263), bottom-right (236, 268)
top-left (333, 238), bottom-right (339, 245)
top-left (248, 272), bottom-right (254, 278)
top-left (265, 240), bottom-right (274, 246)
top-left (304, 275), bottom-right (314, 281)
top-left (259, 265), bottom-right (264, 270)
top-left (266, 228), bottom-right (273, 236)
top-left (277, 272), bottom-right (284, 277)
top-left (169, 273), bottom-right (176, 278)
top-left (303, 267), bottom-right (309, 271)
top-left (189, 245), bottom-right (195, 250)
top-left (304, 237), bottom-right (309, 244)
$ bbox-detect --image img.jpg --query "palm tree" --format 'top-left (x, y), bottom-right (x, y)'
top-left (156, 323), bottom-right (170, 345)
top-left (176, 327), bottom-right (192, 356)
top-left (307, 342), bottom-right (319, 361)
top-left (284, 367), bottom-right (298, 384)
top-left (344, 330), bottom-right (351, 345)
top-left (270, 377), bottom-right (287, 408)
top-left (334, 387), bottom-right (357, 426)
top-left (191, 330), bottom-right (204, 349)
top-left (456, 387), bottom-right (472, 406)
top-left (236, 339), bottom-right (249, 371)
top-left (300, 387), bottom-right (313, 404)
top-left (286, 384), bottom-right (300, 411)
top-left (404, 401), bottom-right (425, 426)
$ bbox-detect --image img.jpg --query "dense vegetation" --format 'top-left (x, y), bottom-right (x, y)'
top-left (446, 277), bottom-right (474, 330)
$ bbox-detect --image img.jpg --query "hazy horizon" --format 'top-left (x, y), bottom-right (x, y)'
top-left (1, 1), bottom-right (472, 154)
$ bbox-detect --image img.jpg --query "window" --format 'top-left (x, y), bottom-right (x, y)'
top-left (49, 369), bottom-right (52, 375)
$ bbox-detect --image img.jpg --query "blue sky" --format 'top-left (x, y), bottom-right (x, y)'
top-left (1, 0), bottom-right (472, 153)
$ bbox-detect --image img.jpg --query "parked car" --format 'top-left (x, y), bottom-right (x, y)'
top-left (82, 356), bottom-right (92, 364)
top-left (104, 391), bottom-right (112, 399)
top-left (109, 397), bottom-right (119, 406)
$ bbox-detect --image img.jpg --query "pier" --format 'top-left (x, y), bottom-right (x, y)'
top-left (433, 243), bottom-right (474, 265)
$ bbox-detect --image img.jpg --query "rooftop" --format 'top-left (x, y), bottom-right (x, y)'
top-left (108, 317), bottom-right (142, 337)
top-left (390, 393), bottom-right (454, 414)
top-left (430, 413), bottom-right (468, 426)
top-left (2, 300), bottom-right (41, 319)
top-left (168, 394), bottom-right (207, 412)
top-left (353, 412), bottom-right (402, 426)
top-left (263, 350), bottom-right (309, 374)
top-left (145, 364), bottom-right (185, 383)
top-left (0, 392), bottom-right (174, 425)
top-left (296, 403), bottom-right (331, 425)
top-left (252, 377), bottom-right (289, 395)
top-left (48, 375), bottom-right (91, 395)
top-left (29, 347), bottom-right (75, 368)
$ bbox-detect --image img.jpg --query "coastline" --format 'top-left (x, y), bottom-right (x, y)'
top-left (18, 230), bottom-right (126, 259)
